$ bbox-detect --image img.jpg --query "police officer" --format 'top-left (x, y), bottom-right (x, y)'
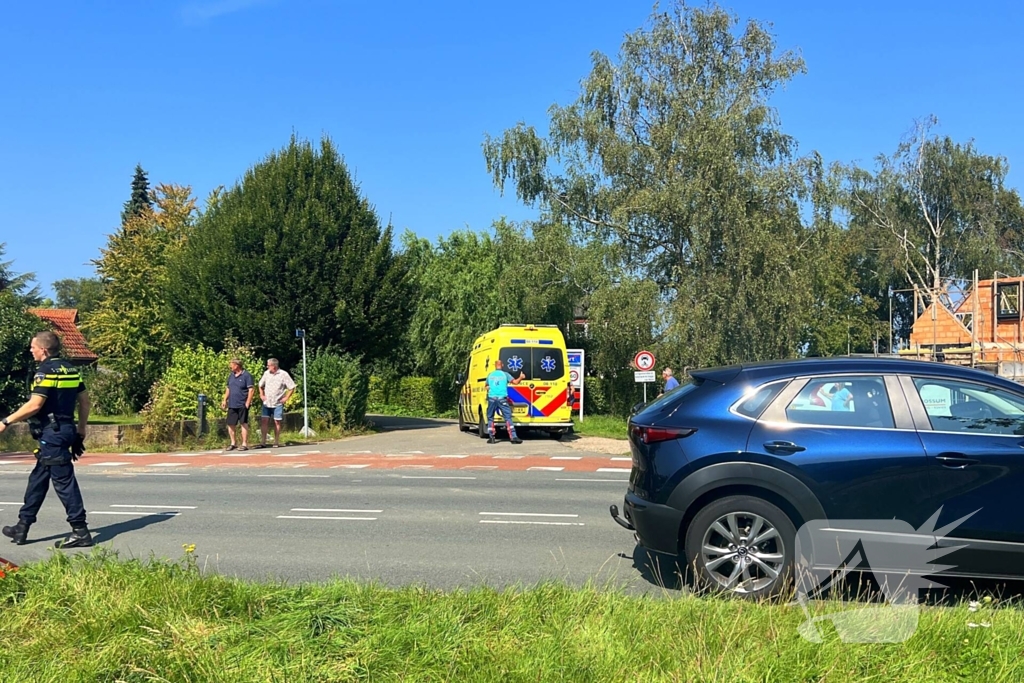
top-left (0, 331), bottom-right (93, 548)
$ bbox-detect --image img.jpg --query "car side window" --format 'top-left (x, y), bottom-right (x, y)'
top-left (734, 381), bottom-right (787, 419)
top-left (785, 376), bottom-right (895, 429)
top-left (911, 377), bottom-right (1024, 435)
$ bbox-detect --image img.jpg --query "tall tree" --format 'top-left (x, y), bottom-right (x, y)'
top-left (849, 117), bottom-right (1024, 307)
top-left (0, 291), bottom-right (44, 414)
top-left (164, 136), bottom-right (411, 369)
top-left (483, 2), bottom-right (819, 367)
top-left (0, 243), bottom-right (41, 303)
top-left (87, 184), bottom-right (198, 410)
top-left (121, 164), bottom-right (153, 223)
top-left (52, 277), bottom-right (105, 316)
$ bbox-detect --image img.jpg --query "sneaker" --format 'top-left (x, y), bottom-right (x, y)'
top-left (1, 521), bottom-right (30, 545)
top-left (56, 526), bottom-right (93, 549)
top-left (511, 438), bottom-right (523, 445)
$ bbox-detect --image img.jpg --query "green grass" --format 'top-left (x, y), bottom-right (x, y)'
top-left (0, 551), bottom-right (1021, 682)
top-left (572, 414), bottom-right (629, 440)
top-left (86, 414), bottom-right (143, 425)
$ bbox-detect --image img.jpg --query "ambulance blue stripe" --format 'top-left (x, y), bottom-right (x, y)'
top-left (538, 340), bottom-right (553, 345)
top-left (510, 339), bottom-right (526, 343)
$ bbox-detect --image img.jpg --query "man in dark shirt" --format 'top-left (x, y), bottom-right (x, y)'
top-left (221, 359), bottom-right (254, 451)
top-left (0, 331), bottom-right (93, 548)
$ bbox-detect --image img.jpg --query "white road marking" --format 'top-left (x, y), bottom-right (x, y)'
top-left (117, 453), bottom-right (154, 457)
top-left (345, 450), bottom-right (372, 454)
top-left (91, 511), bottom-right (180, 516)
top-left (401, 476), bottom-right (477, 480)
top-left (0, 501), bottom-right (22, 505)
top-left (220, 453), bottom-right (253, 457)
top-left (148, 463), bottom-right (188, 468)
top-left (122, 472), bottom-right (190, 476)
top-left (331, 464), bottom-right (369, 469)
top-left (596, 468), bottom-right (631, 473)
top-left (257, 474), bottom-right (329, 478)
top-left (110, 504), bottom-right (197, 509)
top-left (384, 454), bottom-right (415, 458)
top-left (492, 455), bottom-right (525, 459)
top-left (527, 466), bottom-right (565, 471)
top-left (397, 464), bottom-right (434, 469)
top-left (480, 512), bottom-right (579, 518)
top-left (0, 461), bottom-right (25, 465)
top-left (291, 464), bottom-right (309, 468)
top-left (438, 455), bottom-right (468, 458)
top-left (611, 457), bottom-right (632, 461)
top-left (167, 453), bottom-right (200, 457)
top-left (290, 508), bottom-right (383, 513)
top-left (89, 462), bottom-right (131, 467)
top-left (550, 456), bottom-right (582, 460)
top-left (276, 515), bottom-right (376, 521)
top-left (272, 453), bottom-right (303, 457)
top-left (462, 465), bottom-right (497, 470)
top-left (399, 450), bottom-right (424, 454)
top-left (555, 478), bottom-right (628, 482)
top-left (479, 520), bottom-right (584, 526)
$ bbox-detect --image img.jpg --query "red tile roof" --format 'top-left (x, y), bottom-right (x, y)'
top-left (27, 308), bottom-right (98, 363)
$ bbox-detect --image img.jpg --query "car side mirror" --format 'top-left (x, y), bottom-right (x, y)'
top-left (455, 373), bottom-right (465, 386)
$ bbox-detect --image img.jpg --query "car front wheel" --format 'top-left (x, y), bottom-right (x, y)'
top-left (684, 495), bottom-right (795, 600)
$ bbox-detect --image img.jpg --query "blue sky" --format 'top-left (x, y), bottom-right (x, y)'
top-left (2, 1), bottom-right (1023, 296)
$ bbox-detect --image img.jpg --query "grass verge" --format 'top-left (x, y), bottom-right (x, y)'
top-left (572, 414), bottom-right (628, 440)
top-left (1, 551), bottom-right (1020, 682)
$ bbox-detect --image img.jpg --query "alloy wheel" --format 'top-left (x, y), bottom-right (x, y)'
top-left (700, 511), bottom-right (786, 594)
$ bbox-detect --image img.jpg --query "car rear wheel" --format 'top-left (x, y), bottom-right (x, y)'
top-left (684, 495), bottom-right (795, 600)
top-left (478, 410), bottom-right (489, 438)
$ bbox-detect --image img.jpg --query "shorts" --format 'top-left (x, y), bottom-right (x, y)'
top-left (261, 405), bottom-right (284, 420)
top-left (226, 406), bottom-right (249, 425)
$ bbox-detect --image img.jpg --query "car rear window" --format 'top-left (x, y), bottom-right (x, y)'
top-left (498, 347), bottom-right (565, 381)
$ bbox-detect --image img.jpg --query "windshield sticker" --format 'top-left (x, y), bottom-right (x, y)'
top-left (506, 355), bottom-right (524, 373)
top-left (540, 356), bottom-right (556, 373)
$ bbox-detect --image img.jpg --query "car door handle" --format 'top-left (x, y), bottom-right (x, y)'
top-left (936, 453), bottom-right (979, 469)
top-left (763, 440), bottom-right (805, 455)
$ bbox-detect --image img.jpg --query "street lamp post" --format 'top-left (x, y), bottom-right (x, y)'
top-left (296, 329), bottom-right (313, 437)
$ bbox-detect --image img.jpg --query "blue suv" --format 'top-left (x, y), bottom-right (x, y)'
top-left (610, 357), bottom-right (1024, 599)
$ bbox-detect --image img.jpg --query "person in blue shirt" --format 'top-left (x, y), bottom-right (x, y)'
top-left (661, 367), bottom-right (680, 394)
top-left (485, 358), bottom-right (525, 445)
top-left (828, 382), bottom-right (853, 411)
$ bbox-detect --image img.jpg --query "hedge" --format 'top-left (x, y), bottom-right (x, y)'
top-left (368, 376), bottom-right (454, 417)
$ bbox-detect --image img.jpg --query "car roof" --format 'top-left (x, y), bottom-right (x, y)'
top-left (691, 356), bottom-right (1024, 391)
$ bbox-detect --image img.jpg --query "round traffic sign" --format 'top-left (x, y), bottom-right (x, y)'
top-left (634, 350), bottom-right (656, 371)
top-left (569, 369), bottom-right (580, 383)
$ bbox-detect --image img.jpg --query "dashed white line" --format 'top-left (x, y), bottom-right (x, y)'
top-left (167, 453), bottom-right (200, 457)
top-left (397, 464), bottom-right (434, 469)
top-left (492, 455), bottom-right (525, 459)
top-left (148, 463), bottom-right (188, 468)
top-left (276, 515), bottom-right (376, 521)
top-left (91, 511), bottom-right (180, 516)
top-left (550, 456), bottom-right (582, 460)
top-left (611, 457), bottom-right (632, 461)
top-left (257, 474), bottom-right (329, 478)
top-left (596, 468), bottom-right (631, 473)
top-left (290, 508), bottom-right (382, 513)
top-left (331, 464), bottom-right (370, 469)
top-left (479, 520), bottom-right (584, 526)
top-left (220, 453), bottom-right (253, 457)
top-left (399, 450), bottom-right (425, 454)
top-left (0, 501), bottom-right (21, 505)
top-left (110, 504), bottom-right (197, 509)
top-left (480, 512), bottom-right (579, 518)
top-left (272, 453), bottom-right (304, 457)
top-left (89, 462), bottom-right (131, 467)
top-left (0, 461), bottom-right (24, 465)
top-left (556, 478), bottom-right (628, 482)
top-left (527, 466), bottom-right (564, 472)
top-left (291, 464), bottom-right (309, 468)
top-left (462, 465), bottom-right (498, 470)
top-left (401, 476), bottom-right (477, 480)
top-left (438, 455), bottom-right (469, 459)
top-left (122, 472), bottom-right (191, 476)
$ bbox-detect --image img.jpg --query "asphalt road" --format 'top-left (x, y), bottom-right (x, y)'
top-left (0, 418), bottom-right (679, 594)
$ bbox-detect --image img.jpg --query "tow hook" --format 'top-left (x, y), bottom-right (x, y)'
top-left (609, 504), bottom-right (635, 531)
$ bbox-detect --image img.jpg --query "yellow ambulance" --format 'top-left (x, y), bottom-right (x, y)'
top-left (457, 324), bottom-right (574, 439)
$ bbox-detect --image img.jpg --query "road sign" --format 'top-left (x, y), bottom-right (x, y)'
top-left (634, 371), bottom-right (656, 383)
top-left (634, 350), bottom-right (656, 371)
top-left (567, 349), bottom-right (585, 422)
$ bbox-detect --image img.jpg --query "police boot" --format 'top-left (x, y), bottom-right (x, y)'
top-left (2, 521), bottom-right (30, 545)
top-left (56, 525), bottom-right (93, 549)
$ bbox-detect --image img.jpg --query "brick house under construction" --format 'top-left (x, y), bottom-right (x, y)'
top-left (905, 276), bottom-right (1024, 372)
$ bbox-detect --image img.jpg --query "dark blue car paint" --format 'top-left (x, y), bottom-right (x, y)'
top-left (620, 357), bottom-right (1024, 579)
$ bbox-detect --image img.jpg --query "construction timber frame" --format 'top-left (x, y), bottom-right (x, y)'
top-left (904, 270), bottom-right (1024, 378)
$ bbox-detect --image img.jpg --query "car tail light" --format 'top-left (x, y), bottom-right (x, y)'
top-left (630, 425), bottom-right (696, 444)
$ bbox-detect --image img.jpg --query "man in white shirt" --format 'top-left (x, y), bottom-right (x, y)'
top-left (258, 358), bottom-right (296, 448)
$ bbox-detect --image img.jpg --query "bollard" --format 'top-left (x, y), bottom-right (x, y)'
top-left (197, 393), bottom-right (207, 437)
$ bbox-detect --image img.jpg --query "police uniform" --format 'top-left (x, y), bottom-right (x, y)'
top-left (19, 357), bottom-right (89, 531)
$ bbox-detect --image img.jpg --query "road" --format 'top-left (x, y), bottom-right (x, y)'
top-left (0, 417), bottom-right (679, 594)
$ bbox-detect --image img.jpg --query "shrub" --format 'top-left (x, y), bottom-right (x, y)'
top-left (368, 376), bottom-right (450, 416)
top-left (307, 351), bottom-right (369, 428)
top-left (141, 343), bottom-right (262, 440)
top-left (80, 366), bottom-right (135, 416)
